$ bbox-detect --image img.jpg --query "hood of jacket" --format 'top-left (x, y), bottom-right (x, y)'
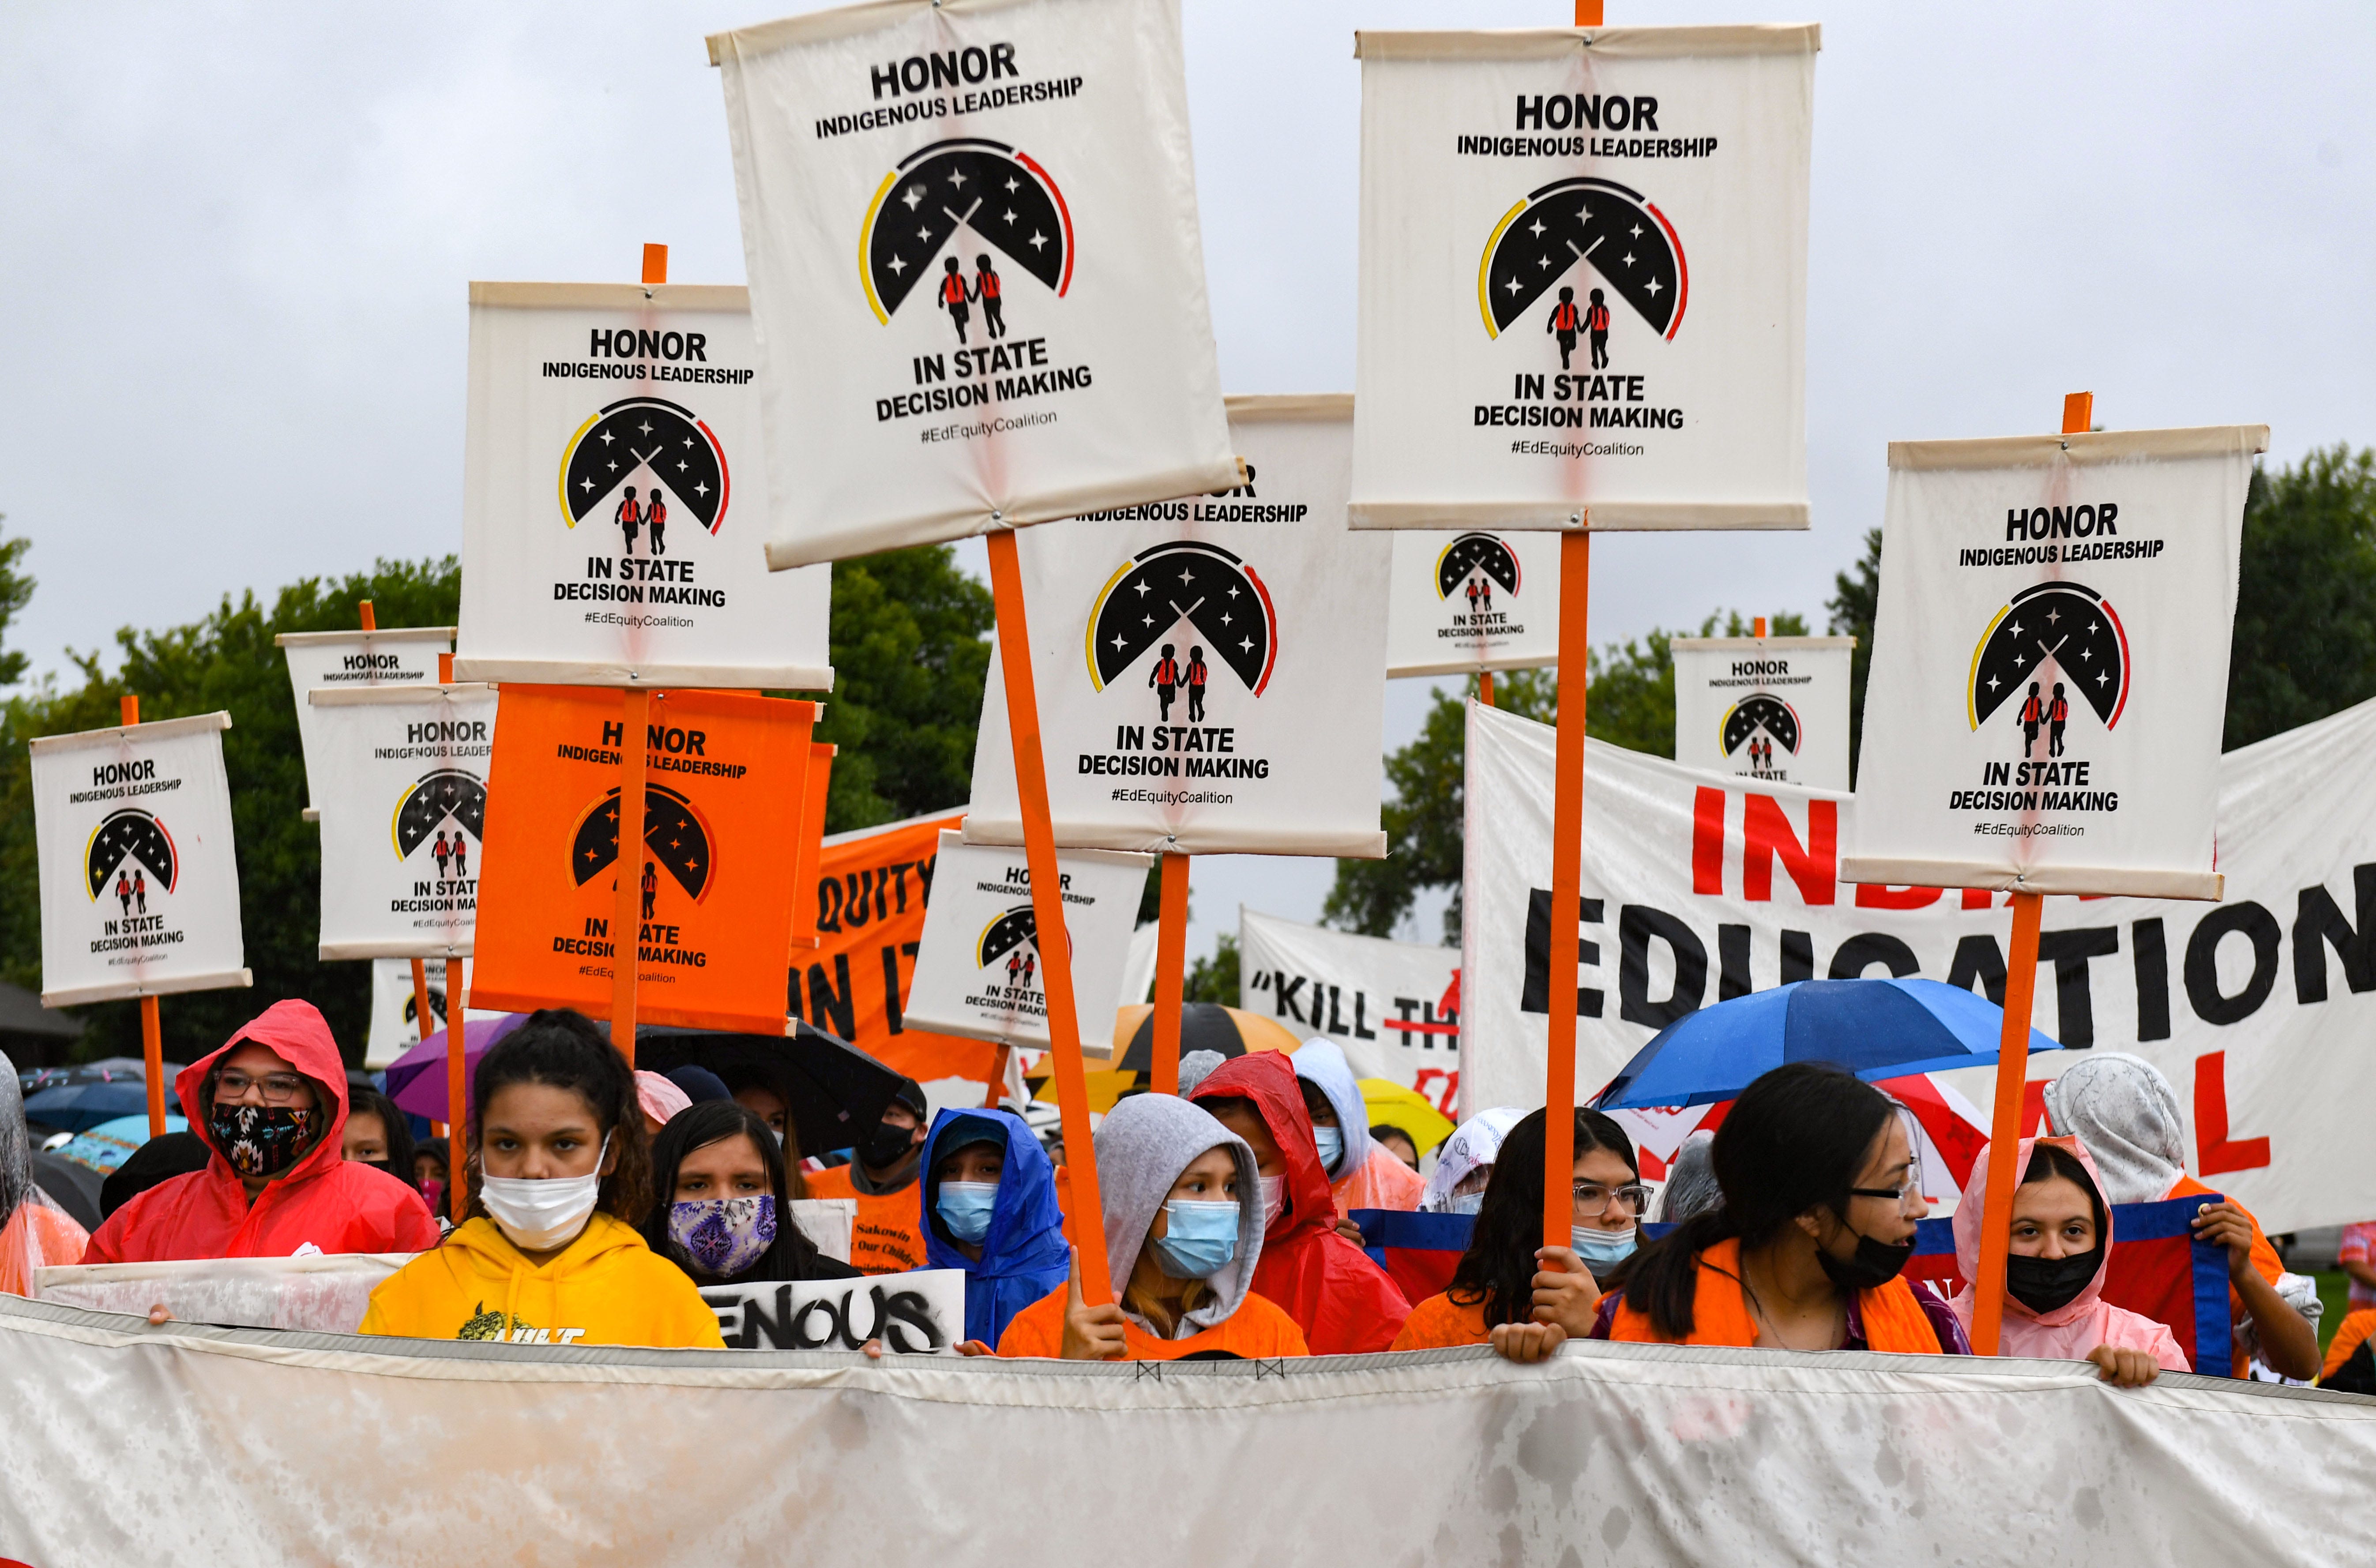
top-left (1091, 1094), bottom-right (1263, 1337)
top-left (921, 1108), bottom-right (1071, 1345)
top-left (1191, 1051), bottom-right (1333, 1246)
top-left (1422, 1107), bottom-right (1526, 1212)
top-left (1952, 1135), bottom-right (2113, 1331)
top-left (0, 1046), bottom-right (28, 1230)
top-left (2041, 1053), bottom-right (2186, 1206)
top-left (175, 1000), bottom-right (351, 1187)
top-left (1292, 1038), bottom-right (1374, 1184)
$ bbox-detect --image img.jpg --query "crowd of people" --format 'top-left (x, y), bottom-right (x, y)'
top-left (0, 998), bottom-right (2345, 1390)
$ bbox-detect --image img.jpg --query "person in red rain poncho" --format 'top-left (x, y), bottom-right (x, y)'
top-left (1189, 1051), bottom-right (1410, 1354)
top-left (81, 1000), bottom-right (440, 1263)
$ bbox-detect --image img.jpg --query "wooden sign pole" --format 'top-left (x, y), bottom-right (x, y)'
top-left (446, 953), bottom-right (470, 1220)
top-left (1477, 670), bottom-right (1495, 707)
top-left (1149, 850), bottom-right (1190, 1094)
top-left (1967, 389), bottom-right (2092, 1354)
top-left (120, 692), bottom-right (169, 1137)
top-left (986, 528), bottom-right (1113, 1304)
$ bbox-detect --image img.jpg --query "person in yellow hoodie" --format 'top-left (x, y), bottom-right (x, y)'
top-left (361, 1010), bottom-right (724, 1349)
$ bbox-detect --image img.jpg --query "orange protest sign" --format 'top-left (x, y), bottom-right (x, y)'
top-left (470, 684), bottom-right (816, 1032)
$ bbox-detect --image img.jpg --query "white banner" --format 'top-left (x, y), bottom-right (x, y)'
top-left (1671, 635), bottom-right (1853, 791)
top-left (712, 0), bottom-right (1240, 567)
top-left (701, 1267), bottom-right (965, 1354)
top-left (1239, 908), bottom-right (1462, 1113)
top-left (31, 713), bottom-right (250, 1008)
top-left (1846, 427), bottom-right (2267, 899)
top-left (964, 397), bottom-right (1389, 856)
top-left (8, 1294), bottom-right (2373, 1566)
top-left (905, 831), bottom-right (1147, 1054)
top-left (309, 686), bottom-right (498, 961)
top-left (453, 282), bottom-right (833, 688)
top-left (1350, 27), bottom-right (1816, 531)
top-left (36, 1253), bottom-right (407, 1335)
top-left (276, 628), bottom-right (452, 816)
top-left (364, 958), bottom-right (501, 1070)
top-left (1463, 697), bottom-right (2376, 1233)
top-left (1384, 529), bottom-right (1565, 677)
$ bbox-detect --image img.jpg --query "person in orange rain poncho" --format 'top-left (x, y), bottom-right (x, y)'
top-left (803, 1077), bottom-right (932, 1275)
top-left (0, 1049), bottom-right (86, 1295)
top-left (1293, 1038), bottom-right (1424, 1224)
top-left (996, 1093), bottom-right (1305, 1361)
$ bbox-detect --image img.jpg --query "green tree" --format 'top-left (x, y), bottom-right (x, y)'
top-left (1183, 931), bottom-right (1239, 1005)
top-left (2223, 447), bottom-right (2376, 750)
top-left (1826, 526), bottom-right (1881, 783)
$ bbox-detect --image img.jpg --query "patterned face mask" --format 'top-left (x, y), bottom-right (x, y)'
top-left (209, 1104), bottom-right (317, 1179)
top-left (668, 1195), bottom-right (778, 1277)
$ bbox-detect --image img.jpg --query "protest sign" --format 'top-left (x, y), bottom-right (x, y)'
top-left (36, 1253), bottom-right (407, 1335)
top-left (1238, 909), bottom-right (1462, 1113)
top-left (1350, 27), bottom-right (1817, 531)
top-left (308, 685), bottom-right (499, 961)
top-left (904, 830), bottom-right (1147, 1053)
top-left (32, 713), bottom-right (250, 1008)
top-left (1462, 697), bottom-right (2376, 1233)
top-left (277, 628), bottom-right (452, 815)
top-left (365, 959), bottom-right (502, 1069)
top-left (1384, 529), bottom-right (1565, 677)
top-left (1670, 635), bottom-right (1852, 790)
top-left (469, 685), bottom-right (815, 1032)
top-left (700, 1267), bottom-right (965, 1354)
top-left (963, 397), bottom-right (1390, 856)
top-left (453, 282), bottom-right (833, 689)
top-left (1845, 426), bottom-right (2266, 899)
top-left (710, 0), bottom-right (1240, 567)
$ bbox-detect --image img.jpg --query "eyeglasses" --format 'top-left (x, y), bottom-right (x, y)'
top-left (1847, 1181), bottom-right (1927, 1211)
top-left (1572, 1181), bottom-right (1652, 1218)
top-left (214, 1069), bottom-right (308, 1104)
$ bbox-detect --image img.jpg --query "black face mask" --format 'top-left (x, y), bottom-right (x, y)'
top-left (858, 1119), bottom-right (916, 1169)
top-left (2006, 1247), bottom-right (2103, 1315)
top-left (1815, 1225), bottom-right (1916, 1292)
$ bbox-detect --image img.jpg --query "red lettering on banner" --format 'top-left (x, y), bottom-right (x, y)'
top-left (1412, 1067), bottom-right (1460, 1116)
top-left (1692, 787), bottom-right (1725, 895)
top-left (1962, 887), bottom-right (1996, 910)
top-left (1856, 883), bottom-right (1944, 910)
top-left (1742, 796), bottom-right (1836, 905)
top-left (2194, 1049), bottom-right (2272, 1175)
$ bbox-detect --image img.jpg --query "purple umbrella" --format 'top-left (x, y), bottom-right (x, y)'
top-left (384, 1014), bottom-right (526, 1124)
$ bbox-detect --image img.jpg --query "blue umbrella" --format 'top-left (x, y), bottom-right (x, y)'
top-left (56, 1112), bottom-right (189, 1175)
top-left (1592, 977), bottom-right (2062, 1111)
top-left (23, 1079), bottom-right (160, 1134)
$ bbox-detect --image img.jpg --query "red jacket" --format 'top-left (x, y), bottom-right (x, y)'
top-left (1191, 1052), bottom-right (1410, 1354)
top-left (82, 1000), bottom-right (440, 1263)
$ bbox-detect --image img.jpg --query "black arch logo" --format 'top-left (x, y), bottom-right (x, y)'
top-left (570, 783), bottom-right (714, 903)
top-left (1085, 541), bottom-right (1277, 696)
top-left (86, 810), bottom-right (176, 900)
top-left (1436, 534), bottom-right (1521, 602)
top-left (1721, 696), bottom-right (1801, 758)
top-left (861, 138), bottom-right (1072, 322)
top-left (559, 397), bottom-right (729, 535)
top-left (1968, 583), bottom-right (2131, 731)
top-left (391, 770), bottom-right (487, 860)
top-left (1480, 177), bottom-right (1686, 340)
top-left (977, 905), bottom-right (1038, 970)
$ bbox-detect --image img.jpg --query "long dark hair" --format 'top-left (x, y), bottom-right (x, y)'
top-left (464, 1009), bottom-right (650, 1226)
top-left (1620, 1062), bottom-right (1895, 1339)
top-left (346, 1087), bottom-right (418, 1189)
top-left (2023, 1141), bottom-right (2105, 1237)
top-left (640, 1100), bottom-right (831, 1282)
top-left (1446, 1107), bottom-right (1637, 1329)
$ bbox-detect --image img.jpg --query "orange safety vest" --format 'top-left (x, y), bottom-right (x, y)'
top-left (2020, 696), bottom-right (2042, 722)
top-left (617, 501), bottom-right (639, 524)
top-left (1552, 302), bottom-right (1579, 331)
top-left (979, 271), bottom-right (1000, 299)
top-left (1154, 657), bottom-right (1180, 686)
top-left (1187, 662), bottom-right (1206, 688)
top-left (1604, 1237), bottom-right (1944, 1353)
top-left (2049, 698), bottom-right (2067, 722)
top-left (1587, 304), bottom-right (1610, 331)
top-left (942, 274), bottom-right (967, 304)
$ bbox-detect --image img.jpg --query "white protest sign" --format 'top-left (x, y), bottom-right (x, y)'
top-left (309, 686), bottom-right (497, 961)
top-left (905, 830), bottom-right (1148, 1054)
top-left (1238, 908), bottom-right (1462, 1113)
top-left (701, 1267), bottom-right (965, 1353)
top-left (364, 959), bottom-right (503, 1069)
top-left (711, 0), bottom-right (1240, 566)
top-left (1351, 27), bottom-right (1816, 532)
top-left (1384, 529), bottom-right (1564, 677)
top-left (277, 628), bottom-right (453, 816)
top-left (1462, 697), bottom-right (2376, 1233)
top-left (37, 1252), bottom-right (410, 1335)
top-left (32, 713), bottom-right (250, 1008)
top-left (1670, 635), bottom-right (1852, 791)
top-left (453, 283), bottom-right (833, 688)
top-left (1845, 426), bottom-right (2266, 899)
top-left (963, 397), bottom-right (1390, 856)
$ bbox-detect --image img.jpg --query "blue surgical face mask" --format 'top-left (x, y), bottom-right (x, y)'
top-left (936, 1181), bottom-right (999, 1245)
top-left (1313, 1126), bottom-right (1344, 1173)
top-left (1571, 1224), bottom-right (1638, 1269)
top-left (1444, 1192), bottom-right (1485, 1217)
top-left (1152, 1199), bottom-right (1239, 1279)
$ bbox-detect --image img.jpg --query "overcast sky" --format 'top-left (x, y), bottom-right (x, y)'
top-left (4, 2), bottom-right (2371, 963)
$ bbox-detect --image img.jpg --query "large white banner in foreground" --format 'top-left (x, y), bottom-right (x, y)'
top-left (3, 1296), bottom-right (2369, 1565)
top-left (1462, 699), bottom-right (2376, 1233)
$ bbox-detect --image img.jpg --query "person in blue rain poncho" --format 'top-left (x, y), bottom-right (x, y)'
top-left (920, 1107), bottom-right (1071, 1353)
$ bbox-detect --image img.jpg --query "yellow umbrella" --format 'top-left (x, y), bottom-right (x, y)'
top-left (1359, 1078), bottom-right (1455, 1157)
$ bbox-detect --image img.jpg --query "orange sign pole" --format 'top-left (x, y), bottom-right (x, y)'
top-left (446, 953), bottom-right (470, 1218)
top-left (1477, 670), bottom-right (1496, 707)
top-left (1149, 852), bottom-right (1191, 1095)
top-left (986, 528), bottom-right (1112, 1303)
top-left (119, 692), bottom-right (168, 1137)
top-left (1968, 390), bottom-right (2092, 1353)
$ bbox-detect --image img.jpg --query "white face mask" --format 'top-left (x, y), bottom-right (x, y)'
top-left (1259, 1174), bottom-right (1285, 1230)
top-left (477, 1135), bottom-right (608, 1252)
top-left (1444, 1193), bottom-right (1485, 1217)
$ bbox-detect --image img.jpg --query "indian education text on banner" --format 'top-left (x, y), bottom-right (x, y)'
top-left (469, 686), bottom-right (814, 1032)
top-left (1670, 635), bottom-right (1851, 790)
top-left (31, 714), bottom-right (250, 1008)
top-left (455, 283), bottom-right (833, 688)
top-left (1845, 426), bottom-right (2266, 899)
top-left (309, 685), bottom-right (499, 961)
top-left (964, 397), bottom-right (1390, 856)
top-left (906, 830), bottom-right (1147, 1053)
top-left (278, 628), bottom-right (451, 814)
top-left (1240, 909), bottom-right (1461, 1113)
top-left (711, 0), bottom-right (1240, 566)
top-left (1462, 697), bottom-right (2376, 1233)
top-left (1350, 26), bottom-right (1816, 532)
top-left (1384, 528), bottom-right (1564, 678)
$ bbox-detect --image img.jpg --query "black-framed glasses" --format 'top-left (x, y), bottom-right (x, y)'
top-left (1572, 1181), bottom-right (1653, 1217)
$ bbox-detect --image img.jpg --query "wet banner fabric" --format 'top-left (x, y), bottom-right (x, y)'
top-left (965, 397), bottom-right (1390, 857)
top-left (1669, 634), bottom-right (1853, 791)
top-left (34, 1253), bottom-right (408, 1335)
top-left (1351, 27), bottom-right (1817, 531)
top-left (1846, 426), bottom-right (2266, 899)
top-left (4, 1294), bottom-right (2372, 1566)
top-left (1383, 528), bottom-right (1565, 677)
top-left (276, 628), bottom-right (452, 814)
top-left (904, 831), bottom-right (1148, 1053)
top-left (712, 0), bottom-right (1239, 566)
top-left (1238, 910), bottom-right (1462, 1113)
top-left (1462, 696), bottom-right (2376, 1233)
top-left (31, 713), bottom-right (249, 1008)
top-left (309, 685), bottom-right (499, 961)
top-left (454, 282), bottom-right (833, 689)
top-left (469, 686), bottom-right (814, 1032)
